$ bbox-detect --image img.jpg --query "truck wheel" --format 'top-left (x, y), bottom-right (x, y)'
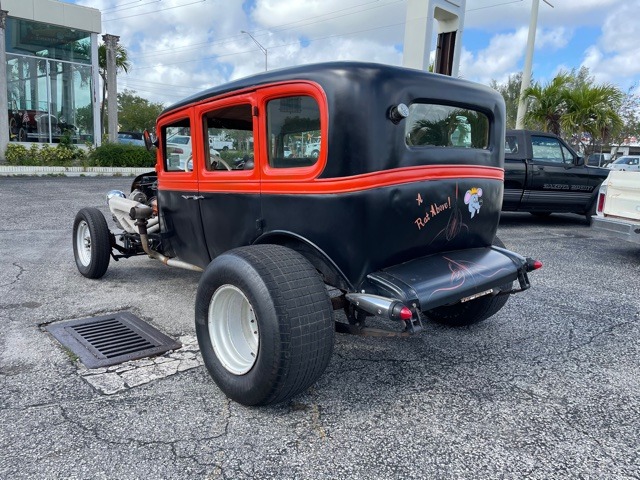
top-left (425, 237), bottom-right (512, 327)
top-left (195, 244), bottom-right (334, 406)
top-left (73, 207), bottom-right (111, 279)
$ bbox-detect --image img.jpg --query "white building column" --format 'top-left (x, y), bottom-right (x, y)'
top-left (102, 33), bottom-right (119, 144)
top-left (91, 32), bottom-right (101, 147)
top-left (403, 0), bottom-right (466, 76)
top-left (0, 9), bottom-right (9, 161)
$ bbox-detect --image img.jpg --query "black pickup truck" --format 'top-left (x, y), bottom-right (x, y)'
top-left (503, 129), bottom-right (609, 221)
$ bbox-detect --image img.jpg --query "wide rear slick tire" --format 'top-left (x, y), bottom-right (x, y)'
top-left (195, 244), bottom-right (334, 406)
top-left (73, 207), bottom-right (111, 279)
top-left (425, 237), bottom-right (512, 327)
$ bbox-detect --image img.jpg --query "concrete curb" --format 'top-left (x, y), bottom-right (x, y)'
top-left (0, 165), bottom-right (154, 177)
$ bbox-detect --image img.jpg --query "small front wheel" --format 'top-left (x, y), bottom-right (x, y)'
top-left (195, 244), bottom-right (334, 406)
top-left (73, 207), bottom-right (111, 279)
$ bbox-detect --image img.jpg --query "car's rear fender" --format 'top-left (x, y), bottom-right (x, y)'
top-left (254, 231), bottom-right (353, 291)
top-left (362, 245), bottom-right (534, 312)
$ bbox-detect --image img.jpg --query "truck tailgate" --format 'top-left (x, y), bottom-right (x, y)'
top-left (603, 171), bottom-right (640, 221)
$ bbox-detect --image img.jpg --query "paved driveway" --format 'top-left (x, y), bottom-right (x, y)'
top-left (1, 176), bottom-right (638, 479)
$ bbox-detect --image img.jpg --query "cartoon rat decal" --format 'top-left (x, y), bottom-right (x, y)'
top-left (464, 187), bottom-right (483, 218)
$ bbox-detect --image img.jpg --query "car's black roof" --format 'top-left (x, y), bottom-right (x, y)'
top-left (160, 61), bottom-right (507, 178)
top-left (161, 61), bottom-right (496, 115)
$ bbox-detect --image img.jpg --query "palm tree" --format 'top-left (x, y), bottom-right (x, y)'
top-left (522, 73), bottom-right (571, 135)
top-left (98, 43), bottom-right (130, 134)
top-left (562, 83), bottom-right (623, 153)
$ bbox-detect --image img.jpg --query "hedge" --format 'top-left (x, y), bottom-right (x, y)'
top-left (4, 142), bottom-right (155, 168)
top-left (88, 143), bottom-right (155, 168)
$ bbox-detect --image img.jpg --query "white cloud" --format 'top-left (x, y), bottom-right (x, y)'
top-left (580, 0), bottom-right (640, 87)
top-left (459, 26), bottom-right (570, 84)
top-left (67, 0), bottom-right (638, 105)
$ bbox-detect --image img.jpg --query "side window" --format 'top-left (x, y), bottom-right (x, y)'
top-left (267, 96), bottom-right (321, 168)
top-left (163, 119), bottom-right (191, 172)
top-left (506, 135), bottom-right (519, 154)
top-left (531, 136), bottom-right (564, 163)
top-left (561, 145), bottom-right (574, 164)
top-left (203, 104), bottom-right (254, 171)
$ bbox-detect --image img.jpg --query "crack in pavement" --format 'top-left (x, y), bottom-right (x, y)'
top-left (0, 262), bottom-right (25, 288)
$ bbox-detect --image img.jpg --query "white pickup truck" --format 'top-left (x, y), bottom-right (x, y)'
top-left (592, 171), bottom-right (640, 244)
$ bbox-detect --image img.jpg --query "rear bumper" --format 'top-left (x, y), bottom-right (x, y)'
top-left (365, 246), bottom-right (532, 312)
top-left (592, 216), bottom-right (640, 244)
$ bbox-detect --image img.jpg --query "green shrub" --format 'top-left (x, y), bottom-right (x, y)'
top-left (5, 144), bottom-right (31, 165)
top-left (4, 142), bottom-right (88, 166)
top-left (88, 143), bottom-right (155, 168)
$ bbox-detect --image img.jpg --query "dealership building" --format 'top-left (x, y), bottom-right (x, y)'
top-left (0, 0), bottom-right (101, 156)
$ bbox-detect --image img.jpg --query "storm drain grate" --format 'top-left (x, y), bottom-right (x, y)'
top-left (46, 312), bottom-right (182, 369)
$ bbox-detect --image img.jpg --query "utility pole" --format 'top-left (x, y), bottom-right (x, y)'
top-left (515, 0), bottom-right (554, 129)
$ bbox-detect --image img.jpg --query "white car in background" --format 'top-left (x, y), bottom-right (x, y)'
top-left (166, 135), bottom-right (192, 170)
top-left (167, 135), bottom-right (220, 170)
top-left (304, 138), bottom-right (321, 158)
top-left (608, 155), bottom-right (640, 172)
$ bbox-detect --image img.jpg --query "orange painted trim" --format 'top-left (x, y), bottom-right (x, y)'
top-left (159, 165), bottom-right (503, 195)
top-left (260, 165), bottom-right (504, 194)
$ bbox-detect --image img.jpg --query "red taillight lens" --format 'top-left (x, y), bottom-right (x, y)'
top-left (399, 307), bottom-right (413, 320)
top-left (597, 192), bottom-right (606, 213)
top-left (526, 258), bottom-right (543, 271)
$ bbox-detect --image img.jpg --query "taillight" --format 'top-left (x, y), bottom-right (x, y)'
top-left (597, 192), bottom-right (606, 214)
top-left (525, 258), bottom-right (543, 271)
top-left (399, 306), bottom-right (413, 320)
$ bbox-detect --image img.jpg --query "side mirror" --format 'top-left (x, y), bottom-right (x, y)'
top-left (575, 155), bottom-right (585, 166)
top-left (143, 129), bottom-right (158, 151)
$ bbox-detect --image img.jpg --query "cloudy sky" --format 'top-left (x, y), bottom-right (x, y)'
top-left (66, 0), bottom-right (640, 106)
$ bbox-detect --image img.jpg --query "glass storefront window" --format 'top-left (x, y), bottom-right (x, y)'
top-left (7, 54), bottom-right (94, 143)
top-left (6, 17), bottom-right (91, 64)
top-left (5, 16), bottom-right (95, 144)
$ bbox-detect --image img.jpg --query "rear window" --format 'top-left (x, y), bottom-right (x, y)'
top-left (405, 104), bottom-right (489, 149)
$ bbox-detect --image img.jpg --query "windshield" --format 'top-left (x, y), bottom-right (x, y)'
top-left (613, 156), bottom-right (639, 165)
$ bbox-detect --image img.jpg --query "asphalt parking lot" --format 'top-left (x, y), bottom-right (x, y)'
top-left (1, 176), bottom-right (639, 479)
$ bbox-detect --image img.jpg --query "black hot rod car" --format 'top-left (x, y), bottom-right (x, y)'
top-left (73, 62), bottom-right (541, 406)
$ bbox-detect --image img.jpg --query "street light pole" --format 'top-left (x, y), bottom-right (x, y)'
top-left (515, 0), bottom-right (554, 129)
top-left (241, 30), bottom-right (267, 71)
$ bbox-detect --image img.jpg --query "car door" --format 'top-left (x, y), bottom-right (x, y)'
top-left (156, 110), bottom-right (211, 268)
top-left (195, 94), bottom-right (262, 260)
top-left (503, 132), bottom-right (526, 210)
top-left (524, 134), bottom-right (595, 212)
